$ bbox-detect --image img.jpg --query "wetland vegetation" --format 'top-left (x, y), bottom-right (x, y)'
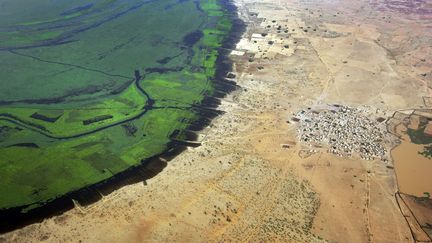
top-left (0, 0), bottom-right (237, 220)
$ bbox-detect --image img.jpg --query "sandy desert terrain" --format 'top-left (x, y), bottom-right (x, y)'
top-left (1, 0), bottom-right (432, 242)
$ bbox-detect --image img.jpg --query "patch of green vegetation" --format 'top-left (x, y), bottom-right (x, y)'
top-left (407, 120), bottom-right (432, 159)
top-left (0, 0), bottom-right (233, 211)
top-left (1, 83), bottom-right (147, 137)
top-left (419, 145), bottom-right (432, 159)
top-left (407, 126), bottom-right (432, 144)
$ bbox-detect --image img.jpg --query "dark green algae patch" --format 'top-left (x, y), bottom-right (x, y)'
top-left (0, 0), bottom-right (245, 231)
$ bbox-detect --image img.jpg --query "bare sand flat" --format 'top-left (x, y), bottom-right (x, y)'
top-left (1, 0), bottom-right (432, 242)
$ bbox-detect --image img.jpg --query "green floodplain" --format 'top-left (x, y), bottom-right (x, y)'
top-left (0, 0), bottom-right (233, 213)
top-left (407, 118), bottom-right (432, 158)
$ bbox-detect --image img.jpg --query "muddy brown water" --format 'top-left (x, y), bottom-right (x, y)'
top-left (392, 134), bottom-right (432, 197)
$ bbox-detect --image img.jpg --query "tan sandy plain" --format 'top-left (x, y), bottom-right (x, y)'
top-left (2, 0), bottom-right (431, 242)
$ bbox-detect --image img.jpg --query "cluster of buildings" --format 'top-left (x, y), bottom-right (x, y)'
top-left (294, 105), bottom-right (388, 161)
